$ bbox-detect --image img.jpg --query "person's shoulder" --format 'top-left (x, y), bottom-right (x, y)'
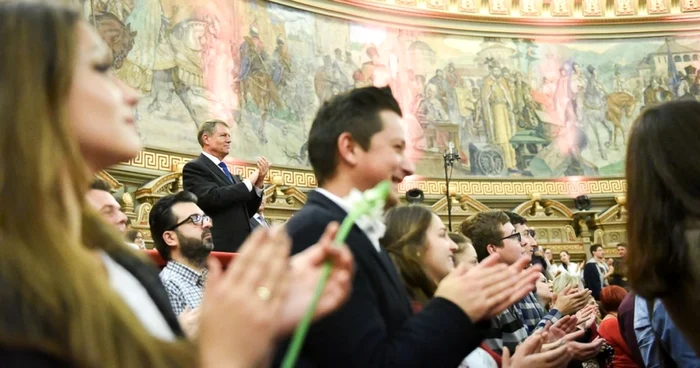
top-left (183, 156), bottom-right (205, 168)
top-left (285, 203), bottom-right (339, 254)
top-left (159, 267), bottom-right (184, 287)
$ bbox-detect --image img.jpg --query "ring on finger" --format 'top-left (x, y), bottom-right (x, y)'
top-left (256, 286), bottom-right (271, 301)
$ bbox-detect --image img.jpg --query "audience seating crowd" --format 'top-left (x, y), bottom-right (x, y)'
top-left (1, 2), bottom-right (700, 367)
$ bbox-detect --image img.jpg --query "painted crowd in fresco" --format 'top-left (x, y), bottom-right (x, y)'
top-left (80, 0), bottom-right (700, 178)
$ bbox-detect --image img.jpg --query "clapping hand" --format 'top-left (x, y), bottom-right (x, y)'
top-left (178, 307), bottom-right (201, 340)
top-left (279, 222), bottom-right (354, 336)
top-left (435, 254), bottom-right (542, 322)
top-left (199, 226), bottom-right (291, 367)
top-left (255, 157), bottom-right (270, 188)
top-left (503, 331), bottom-right (572, 368)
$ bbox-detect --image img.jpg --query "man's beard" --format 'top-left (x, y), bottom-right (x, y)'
top-left (177, 230), bottom-right (214, 269)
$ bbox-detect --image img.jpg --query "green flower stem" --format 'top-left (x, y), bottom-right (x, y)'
top-left (281, 181), bottom-right (390, 368)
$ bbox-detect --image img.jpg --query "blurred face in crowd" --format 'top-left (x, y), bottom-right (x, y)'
top-left (617, 245), bottom-right (627, 258)
top-left (69, 23), bottom-right (140, 172)
top-left (536, 273), bottom-right (553, 305)
top-left (560, 251), bottom-right (570, 264)
top-left (422, 214), bottom-right (458, 283)
top-left (454, 242), bottom-right (478, 270)
top-left (86, 189), bottom-right (128, 233)
top-left (592, 246), bottom-right (605, 260)
top-left (133, 231), bottom-right (144, 247)
top-left (544, 248), bottom-right (553, 262)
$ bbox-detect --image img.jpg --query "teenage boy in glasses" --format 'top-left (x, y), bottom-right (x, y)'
top-left (462, 210), bottom-right (598, 358)
top-left (504, 212), bottom-right (591, 331)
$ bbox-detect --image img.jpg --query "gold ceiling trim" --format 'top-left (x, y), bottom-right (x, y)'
top-left (121, 149), bottom-right (626, 196)
top-left (270, 0), bottom-right (700, 38)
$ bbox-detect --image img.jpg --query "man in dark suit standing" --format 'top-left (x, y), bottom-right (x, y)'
top-left (273, 86), bottom-right (542, 367)
top-left (182, 119), bottom-right (270, 252)
top-left (249, 199), bottom-right (269, 230)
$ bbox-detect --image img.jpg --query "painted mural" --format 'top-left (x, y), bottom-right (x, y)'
top-left (82, 0), bottom-right (700, 178)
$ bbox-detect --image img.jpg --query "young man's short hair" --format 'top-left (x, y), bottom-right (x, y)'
top-left (149, 191), bottom-right (199, 261)
top-left (460, 210), bottom-right (510, 262)
top-left (307, 86), bottom-right (401, 186)
top-left (590, 244), bottom-right (604, 256)
top-left (504, 211), bottom-right (527, 226)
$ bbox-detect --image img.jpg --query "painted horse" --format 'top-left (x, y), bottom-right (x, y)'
top-left (605, 92), bottom-right (637, 149)
top-left (92, 12), bottom-right (137, 70)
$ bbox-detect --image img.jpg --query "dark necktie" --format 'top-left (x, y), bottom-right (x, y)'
top-left (217, 162), bottom-right (234, 183)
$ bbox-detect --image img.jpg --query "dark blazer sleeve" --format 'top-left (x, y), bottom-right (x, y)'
top-left (282, 214), bottom-right (486, 368)
top-left (583, 263), bottom-right (602, 300)
top-left (182, 161), bottom-right (257, 212)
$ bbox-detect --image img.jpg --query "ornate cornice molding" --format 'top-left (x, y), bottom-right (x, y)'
top-left (121, 149), bottom-right (626, 196)
top-left (270, 0), bottom-right (700, 38)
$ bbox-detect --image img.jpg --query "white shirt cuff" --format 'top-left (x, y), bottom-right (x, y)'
top-left (242, 179), bottom-right (253, 192)
top-left (254, 185), bottom-right (263, 197)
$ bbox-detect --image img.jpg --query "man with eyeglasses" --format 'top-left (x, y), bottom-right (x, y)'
top-left (462, 210), bottom-right (596, 358)
top-left (150, 191), bottom-right (214, 315)
top-left (505, 212), bottom-right (591, 332)
top-left (460, 210), bottom-right (534, 354)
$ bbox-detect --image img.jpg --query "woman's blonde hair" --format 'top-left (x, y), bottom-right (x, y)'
top-left (551, 272), bottom-right (584, 295)
top-left (381, 205), bottom-right (436, 304)
top-left (0, 2), bottom-right (194, 366)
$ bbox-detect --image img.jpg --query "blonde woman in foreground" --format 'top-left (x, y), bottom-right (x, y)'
top-left (0, 2), bottom-right (352, 366)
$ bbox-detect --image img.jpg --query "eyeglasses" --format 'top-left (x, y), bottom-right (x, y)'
top-left (501, 232), bottom-right (522, 243)
top-left (523, 229), bottom-right (536, 238)
top-left (167, 213), bottom-right (211, 231)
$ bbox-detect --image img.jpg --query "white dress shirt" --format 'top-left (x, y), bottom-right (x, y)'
top-left (99, 251), bottom-right (176, 341)
top-left (201, 151), bottom-right (262, 196)
top-left (315, 188), bottom-right (385, 252)
top-left (253, 213), bottom-right (269, 227)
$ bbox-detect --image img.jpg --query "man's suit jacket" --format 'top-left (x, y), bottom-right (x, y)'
top-left (249, 214), bottom-right (269, 230)
top-left (183, 154), bottom-right (262, 252)
top-left (273, 191), bottom-right (487, 367)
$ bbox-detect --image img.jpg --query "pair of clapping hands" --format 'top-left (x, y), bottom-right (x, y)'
top-left (503, 302), bottom-right (603, 368)
top-left (246, 157), bottom-right (270, 189)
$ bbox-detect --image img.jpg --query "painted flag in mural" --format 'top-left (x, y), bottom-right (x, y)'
top-left (666, 40), bottom-right (679, 94)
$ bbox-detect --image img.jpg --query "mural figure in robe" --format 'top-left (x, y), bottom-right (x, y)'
top-left (583, 65), bottom-right (613, 159)
top-left (481, 62), bottom-right (517, 169)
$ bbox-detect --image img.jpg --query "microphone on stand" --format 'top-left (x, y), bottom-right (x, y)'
top-left (442, 142), bottom-right (460, 231)
top-left (444, 142), bottom-right (461, 166)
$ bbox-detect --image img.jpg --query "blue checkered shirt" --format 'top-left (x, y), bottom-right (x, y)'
top-left (159, 261), bottom-right (207, 316)
top-left (515, 291), bottom-right (562, 334)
